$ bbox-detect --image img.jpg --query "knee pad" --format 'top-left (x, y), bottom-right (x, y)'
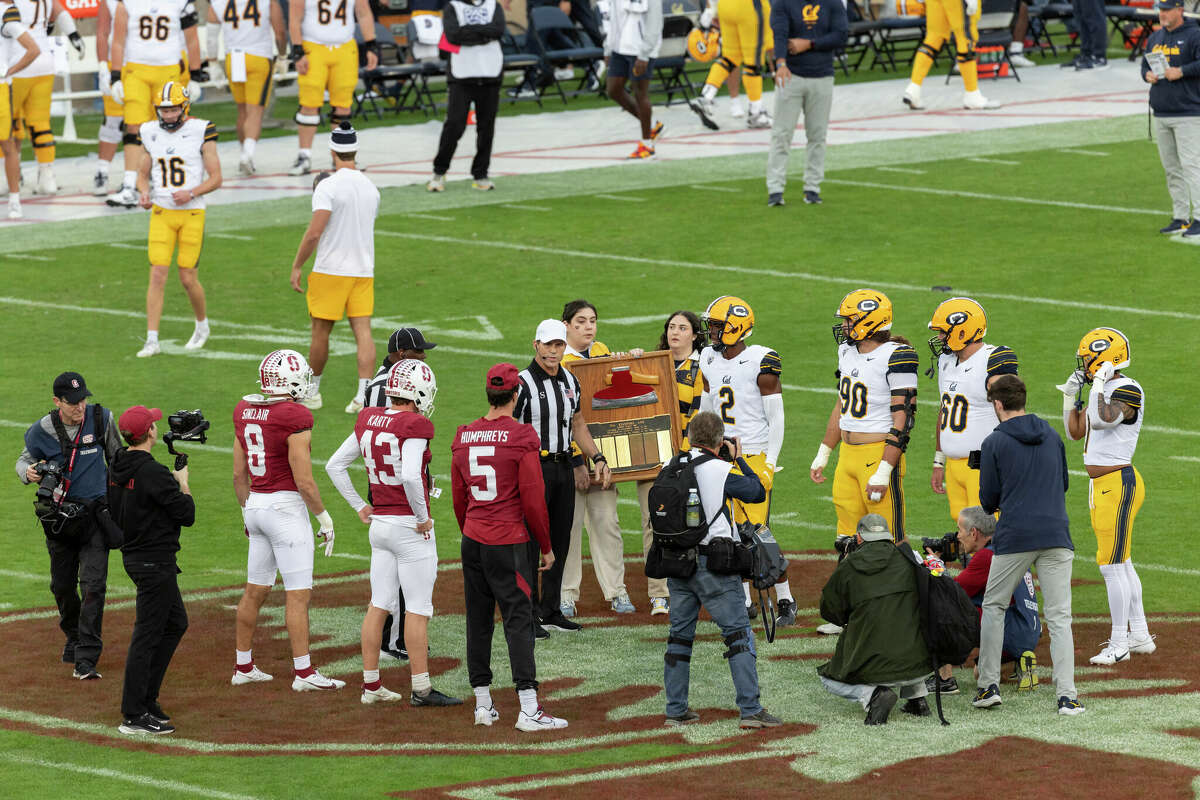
top-left (31, 127), bottom-right (53, 148)
top-left (99, 115), bottom-right (124, 144)
top-left (664, 634), bottom-right (693, 667)
top-left (956, 47), bottom-right (977, 64)
top-left (122, 131), bottom-right (142, 146)
top-left (329, 111), bottom-right (352, 126)
top-left (294, 109), bottom-right (322, 126)
top-left (917, 42), bottom-right (939, 60)
top-left (723, 629), bottom-right (753, 659)
top-left (742, 63), bottom-right (762, 77)
top-left (717, 56), bottom-right (736, 73)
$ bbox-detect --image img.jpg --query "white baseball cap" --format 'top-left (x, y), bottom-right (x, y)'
top-left (534, 319), bottom-right (567, 343)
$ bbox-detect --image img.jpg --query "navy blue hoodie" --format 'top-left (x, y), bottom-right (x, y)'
top-left (978, 414), bottom-right (1073, 555)
top-left (1142, 20), bottom-right (1200, 117)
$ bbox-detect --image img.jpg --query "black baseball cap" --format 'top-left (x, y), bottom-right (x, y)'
top-left (53, 372), bottom-right (91, 404)
top-left (1158, 0), bottom-right (1183, 9)
top-left (388, 328), bottom-right (437, 353)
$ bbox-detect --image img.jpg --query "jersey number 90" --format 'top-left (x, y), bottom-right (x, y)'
top-left (839, 377), bottom-right (868, 419)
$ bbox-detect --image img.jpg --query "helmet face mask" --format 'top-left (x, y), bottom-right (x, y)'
top-left (702, 295), bottom-right (755, 352)
top-left (1076, 327), bottom-right (1130, 382)
top-left (259, 349), bottom-right (313, 400)
top-left (834, 289), bottom-right (893, 346)
top-left (927, 297), bottom-right (987, 359)
top-left (386, 359), bottom-right (438, 416)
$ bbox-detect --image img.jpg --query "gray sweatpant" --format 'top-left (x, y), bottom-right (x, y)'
top-left (979, 547), bottom-right (1077, 700)
top-left (1154, 115), bottom-right (1200, 221)
top-left (766, 75), bottom-right (834, 195)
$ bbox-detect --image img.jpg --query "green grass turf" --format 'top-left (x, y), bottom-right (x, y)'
top-left (1, 121), bottom-right (1198, 796)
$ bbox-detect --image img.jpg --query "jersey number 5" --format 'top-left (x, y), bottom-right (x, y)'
top-left (468, 446), bottom-right (497, 502)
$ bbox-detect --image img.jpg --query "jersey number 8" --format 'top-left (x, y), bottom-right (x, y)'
top-left (243, 423), bottom-right (267, 476)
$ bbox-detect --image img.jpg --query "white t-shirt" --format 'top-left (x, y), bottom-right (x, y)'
top-left (0, 7), bottom-right (29, 85)
top-left (312, 167), bottom-right (380, 277)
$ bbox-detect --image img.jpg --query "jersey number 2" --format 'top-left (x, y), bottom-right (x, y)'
top-left (718, 386), bottom-right (735, 424)
top-left (468, 446), bottom-right (497, 502)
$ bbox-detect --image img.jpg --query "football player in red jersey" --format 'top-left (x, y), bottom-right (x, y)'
top-left (326, 359), bottom-right (462, 707)
top-left (451, 363), bottom-right (566, 732)
top-left (231, 349), bottom-right (345, 692)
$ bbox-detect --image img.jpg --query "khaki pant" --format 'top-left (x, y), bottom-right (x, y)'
top-left (637, 480), bottom-right (670, 600)
top-left (561, 485), bottom-right (627, 604)
top-left (766, 74), bottom-right (834, 195)
top-left (1154, 115), bottom-right (1200, 221)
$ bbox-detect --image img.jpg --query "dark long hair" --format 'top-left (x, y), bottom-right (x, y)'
top-left (562, 299), bottom-right (597, 323)
top-left (658, 310), bottom-right (705, 353)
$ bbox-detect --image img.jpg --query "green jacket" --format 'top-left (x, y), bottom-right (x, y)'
top-left (817, 541), bottom-right (931, 685)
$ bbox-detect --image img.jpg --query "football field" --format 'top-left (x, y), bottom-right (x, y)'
top-left (2, 114), bottom-right (1199, 798)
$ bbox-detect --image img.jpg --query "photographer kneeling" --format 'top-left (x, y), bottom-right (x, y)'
top-left (16, 372), bottom-right (122, 680)
top-left (657, 411), bottom-right (782, 730)
top-left (107, 407), bottom-right (195, 736)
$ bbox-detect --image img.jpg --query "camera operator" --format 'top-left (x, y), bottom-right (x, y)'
top-left (925, 506), bottom-right (1040, 695)
top-left (661, 411), bottom-right (782, 729)
top-left (15, 372), bottom-right (122, 680)
top-left (107, 407), bottom-right (194, 736)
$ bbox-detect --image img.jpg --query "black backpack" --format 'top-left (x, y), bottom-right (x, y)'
top-left (907, 547), bottom-right (978, 725)
top-left (647, 451), bottom-right (715, 550)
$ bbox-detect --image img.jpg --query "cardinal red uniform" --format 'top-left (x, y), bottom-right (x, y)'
top-left (233, 398), bottom-right (317, 589)
top-left (451, 415), bottom-right (550, 693)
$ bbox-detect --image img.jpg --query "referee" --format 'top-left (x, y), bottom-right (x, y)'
top-left (516, 319), bottom-right (612, 638)
top-left (363, 326), bottom-right (437, 660)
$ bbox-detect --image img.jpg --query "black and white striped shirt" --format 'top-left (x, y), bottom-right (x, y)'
top-left (515, 359), bottom-right (581, 455)
top-left (364, 358), bottom-right (395, 408)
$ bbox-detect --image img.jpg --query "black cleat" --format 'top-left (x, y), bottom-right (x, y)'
top-left (901, 697), bottom-right (931, 716)
top-left (411, 688), bottom-right (464, 707)
top-left (865, 686), bottom-right (897, 725)
top-left (776, 598), bottom-right (798, 627)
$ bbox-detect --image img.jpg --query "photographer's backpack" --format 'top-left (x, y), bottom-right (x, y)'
top-left (907, 547), bottom-right (978, 725)
top-left (645, 451), bottom-right (715, 579)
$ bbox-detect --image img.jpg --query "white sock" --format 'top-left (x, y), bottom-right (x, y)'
top-left (518, 688), bottom-right (539, 716)
top-left (743, 582), bottom-right (752, 605)
top-left (1098, 563), bottom-right (1131, 647)
top-left (243, 138), bottom-right (256, 158)
top-left (312, 374), bottom-right (323, 391)
top-left (195, 318), bottom-right (209, 333)
top-left (362, 669), bottom-right (379, 684)
top-left (236, 649), bottom-right (252, 666)
top-left (1010, 41), bottom-right (1024, 54)
top-left (123, 169), bottom-right (137, 189)
top-left (749, 99), bottom-right (763, 114)
top-left (701, 83), bottom-right (718, 101)
top-left (775, 580), bottom-right (793, 603)
top-left (299, 148), bottom-right (311, 159)
top-left (1123, 560), bottom-right (1149, 637)
top-left (97, 159), bottom-right (110, 175)
top-left (293, 653), bottom-right (311, 671)
top-left (355, 377), bottom-right (368, 402)
top-left (473, 686), bottom-right (493, 709)
top-left (146, 330), bottom-right (159, 344)
top-left (412, 671), bottom-right (431, 694)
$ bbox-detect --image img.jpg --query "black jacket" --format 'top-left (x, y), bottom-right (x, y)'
top-left (1142, 20), bottom-right (1200, 117)
top-left (107, 448), bottom-right (195, 564)
top-left (979, 414), bottom-right (1073, 556)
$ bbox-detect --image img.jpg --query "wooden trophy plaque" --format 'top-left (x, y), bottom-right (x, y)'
top-left (566, 350), bottom-right (682, 484)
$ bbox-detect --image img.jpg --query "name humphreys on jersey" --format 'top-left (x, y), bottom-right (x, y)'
top-left (458, 429), bottom-right (511, 444)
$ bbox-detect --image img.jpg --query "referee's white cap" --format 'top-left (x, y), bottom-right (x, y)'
top-left (535, 319), bottom-right (567, 344)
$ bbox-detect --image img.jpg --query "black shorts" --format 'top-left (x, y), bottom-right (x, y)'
top-left (608, 52), bottom-right (652, 81)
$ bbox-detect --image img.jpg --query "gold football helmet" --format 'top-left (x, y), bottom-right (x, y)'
top-left (1076, 327), bottom-right (1130, 381)
top-left (687, 27), bottom-right (720, 62)
top-left (703, 295), bottom-right (754, 351)
top-left (834, 289), bottom-right (893, 345)
top-left (928, 296), bottom-right (988, 358)
top-left (156, 81), bottom-right (190, 131)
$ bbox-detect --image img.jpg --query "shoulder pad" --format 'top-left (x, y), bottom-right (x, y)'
top-left (887, 345), bottom-right (920, 373)
top-left (986, 344), bottom-right (1019, 376)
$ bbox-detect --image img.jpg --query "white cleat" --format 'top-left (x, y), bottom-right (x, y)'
top-left (35, 164), bottom-right (58, 195)
top-left (902, 82), bottom-right (924, 110)
top-left (515, 706), bottom-right (568, 732)
top-left (299, 392), bottom-right (323, 410)
top-left (729, 98), bottom-right (747, 119)
top-left (1089, 641), bottom-right (1130, 665)
top-left (426, 173), bottom-right (446, 192)
top-left (474, 705), bottom-right (500, 726)
top-left (137, 340), bottom-right (161, 358)
top-left (238, 156), bottom-right (256, 176)
top-left (289, 153), bottom-right (311, 176)
top-left (184, 327), bottom-right (209, 351)
top-left (963, 90), bottom-right (1001, 110)
top-left (292, 670), bottom-right (346, 692)
top-left (345, 398), bottom-right (364, 414)
top-left (231, 666), bottom-right (274, 685)
top-left (1009, 52), bottom-right (1036, 68)
top-left (1128, 634), bottom-right (1157, 654)
top-left (747, 110), bottom-right (773, 129)
top-left (361, 685), bottom-right (405, 704)
top-left (106, 186), bottom-right (138, 208)
top-left (92, 170), bottom-right (110, 196)
top-left (8, 196), bottom-right (21, 220)
top-left (816, 622), bottom-right (843, 635)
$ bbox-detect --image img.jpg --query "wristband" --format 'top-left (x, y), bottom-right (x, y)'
top-left (932, 450), bottom-right (946, 468)
top-left (290, 44), bottom-right (306, 62)
top-left (592, 453), bottom-right (607, 465)
top-left (365, 40), bottom-right (381, 57)
top-left (867, 462), bottom-right (893, 499)
top-left (315, 509), bottom-right (333, 531)
top-left (1062, 393), bottom-right (1077, 414)
top-left (810, 442), bottom-right (832, 471)
top-left (110, 69), bottom-right (121, 84)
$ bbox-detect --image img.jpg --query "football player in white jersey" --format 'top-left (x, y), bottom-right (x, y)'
top-left (107, 0), bottom-right (207, 208)
top-left (698, 295), bottom-right (798, 625)
top-left (1060, 327), bottom-right (1153, 667)
top-left (8, 0), bottom-right (83, 195)
top-left (810, 289), bottom-right (918, 634)
top-left (926, 297), bottom-right (1018, 522)
top-left (206, 0), bottom-right (286, 175)
top-left (0, 2), bottom-right (40, 219)
top-left (133, 82), bottom-right (221, 358)
top-left (286, 0), bottom-right (378, 175)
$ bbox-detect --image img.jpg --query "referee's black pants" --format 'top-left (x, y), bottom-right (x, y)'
top-left (433, 77), bottom-right (501, 181)
top-left (120, 561), bottom-right (188, 719)
top-left (528, 459), bottom-right (576, 620)
top-left (463, 537), bottom-right (537, 691)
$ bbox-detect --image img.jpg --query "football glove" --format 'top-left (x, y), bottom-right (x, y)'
top-left (1055, 370), bottom-right (1084, 398)
top-left (966, 0), bottom-right (978, 14)
top-left (110, 78), bottom-right (125, 105)
top-left (98, 61), bottom-right (111, 94)
top-left (68, 32), bottom-right (85, 58)
top-left (1092, 361), bottom-right (1115, 384)
top-left (190, 63), bottom-right (210, 83)
top-left (315, 510), bottom-right (335, 557)
top-left (699, 7), bottom-right (714, 29)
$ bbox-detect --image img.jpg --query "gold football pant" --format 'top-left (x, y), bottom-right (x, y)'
top-left (1089, 466), bottom-right (1144, 566)
top-left (705, 0), bottom-right (772, 103)
top-left (944, 456), bottom-right (981, 522)
top-left (832, 441), bottom-right (907, 541)
top-left (11, 75), bottom-right (54, 163)
top-left (909, 0), bottom-right (981, 92)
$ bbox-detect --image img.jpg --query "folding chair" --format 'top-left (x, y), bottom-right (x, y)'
top-left (653, 12), bottom-right (700, 105)
top-left (839, 0), bottom-right (886, 75)
top-left (528, 5), bottom-right (605, 103)
top-left (946, 0), bottom-right (1022, 82)
top-left (502, 23), bottom-right (546, 106)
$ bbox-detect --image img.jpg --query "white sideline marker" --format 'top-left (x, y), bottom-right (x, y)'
top-left (1058, 148), bottom-right (1109, 157)
top-left (0, 753), bottom-right (260, 800)
top-left (209, 232), bottom-right (254, 241)
top-left (968, 157), bottom-right (1019, 166)
top-left (593, 193), bottom-right (647, 202)
top-left (500, 204), bottom-right (551, 212)
top-left (406, 212), bottom-right (455, 222)
top-left (877, 166), bottom-right (927, 174)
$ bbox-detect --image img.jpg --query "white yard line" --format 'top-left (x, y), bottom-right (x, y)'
top-left (1169, 455), bottom-right (1200, 463)
top-left (690, 184), bottom-right (739, 192)
top-left (0, 753), bottom-right (261, 800)
top-left (1058, 148), bottom-right (1109, 156)
top-left (405, 212), bottom-right (455, 221)
top-left (500, 204), bottom-right (552, 212)
top-left (967, 157), bottom-right (1019, 165)
top-left (208, 232), bottom-right (254, 241)
top-left (107, 243), bottom-right (143, 250)
top-left (592, 193), bottom-right (647, 202)
top-left (876, 166), bottom-right (927, 174)
top-left (6, 253), bottom-right (54, 261)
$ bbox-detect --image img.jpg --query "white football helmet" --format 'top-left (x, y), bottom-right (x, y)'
top-left (385, 359), bottom-right (437, 415)
top-left (259, 349), bottom-right (313, 400)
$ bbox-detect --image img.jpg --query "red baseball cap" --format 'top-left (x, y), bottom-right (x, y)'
top-left (486, 363), bottom-right (520, 391)
top-left (119, 405), bottom-right (163, 438)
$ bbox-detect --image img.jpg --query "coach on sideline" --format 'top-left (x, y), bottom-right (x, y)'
top-left (1142, 0), bottom-right (1200, 238)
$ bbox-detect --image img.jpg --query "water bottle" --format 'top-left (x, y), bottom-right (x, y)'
top-left (686, 488), bottom-right (701, 528)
